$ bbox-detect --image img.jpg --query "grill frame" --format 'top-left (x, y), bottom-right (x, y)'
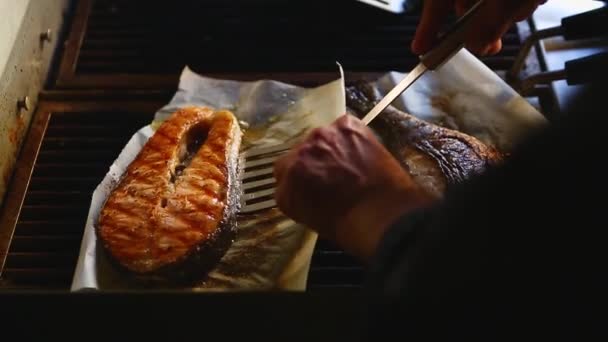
top-left (0, 99), bottom-right (167, 289)
top-left (0, 103), bottom-right (51, 277)
top-left (1, 0), bottom-right (559, 291)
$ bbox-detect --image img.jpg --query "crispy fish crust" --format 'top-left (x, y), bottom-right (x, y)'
top-left (346, 81), bottom-right (503, 198)
top-left (97, 107), bottom-right (242, 283)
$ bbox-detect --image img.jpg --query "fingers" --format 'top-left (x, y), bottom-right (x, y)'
top-left (412, 0), bottom-right (455, 55)
top-left (466, 0), bottom-right (543, 55)
top-left (273, 126), bottom-right (327, 197)
top-left (463, 1), bottom-right (511, 55)
top-left (335, 114), bottom-right (376, 142)
top-left (485, 39), bottom-right (502, 56)
top-left (335, 113), bottom-right (363, 129)
top-left (274, 115), bottom-right (370, 209)
top-left (414, 0), bottom-right (541, 56)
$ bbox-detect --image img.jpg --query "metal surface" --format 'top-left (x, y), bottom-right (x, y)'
top-left (56, 0), bottom-right (93, 88)
top-left (531, 0), bottom-right (607, 118)
top-left (40, 28), bottom-right (54, 42)
top-left (0, 100), bottom-right (164, 289)
top-left (0, 0), bottom-right (71, 208)
top-left (362, 63), bottom-right (427, 125)
top-left (240, 142), bottom-right (295, 214)
top-left (0, 104), bottom-right (51, 284)
top-left (508, 26), bottom-right (564, 82)
top-left (17, 97), bottom-right (31, 112)
top-left (54, 0), bottom-right (525, 89)
top-left (517, 69), bottom-right (569, 95)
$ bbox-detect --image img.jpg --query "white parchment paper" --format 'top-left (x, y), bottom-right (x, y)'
top-left (71, 66), bottom-right (346, 292)
top-left (72, 49), bottom-right (548, 292)
top-left (372, 49), bottom-right (548, 152)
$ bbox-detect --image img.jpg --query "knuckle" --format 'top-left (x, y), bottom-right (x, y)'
top-left (337, 113), bottom-right (356, 127)
top-left (296, 143), bottom-right (312, 158)
top-left (337, 114), bottom-right (352, 124)
top-left (310, 127), bottom-right (325, 140)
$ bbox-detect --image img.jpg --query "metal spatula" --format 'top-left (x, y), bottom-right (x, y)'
top-left (239, 141), bottom-right (296, 214)
top-left (239, 0), bottom-right (486, 214)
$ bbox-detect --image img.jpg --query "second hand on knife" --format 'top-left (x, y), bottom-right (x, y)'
top-left (360, 0), bottom-right (487, 126)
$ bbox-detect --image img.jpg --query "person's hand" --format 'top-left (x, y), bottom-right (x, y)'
top-left (412, 0), bottom-right (548, 56)
top-left (273, 114), bottom-right (434, 260)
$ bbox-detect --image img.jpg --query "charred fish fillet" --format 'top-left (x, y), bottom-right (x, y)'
top-left (97, 107), bottom-right (242, 283)
top-left (346, 81), bottom-right (503, 198)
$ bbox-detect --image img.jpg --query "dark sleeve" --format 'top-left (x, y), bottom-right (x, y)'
top-left (361, 103), bottom-right (608, 340)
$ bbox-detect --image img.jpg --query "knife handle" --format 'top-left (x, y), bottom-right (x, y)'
top-left (565, 52), bottom-right (608, 85)
top-left (561, 6), bottom-right (608, 41)
top-left (420, 0), bottom-right (486, 70)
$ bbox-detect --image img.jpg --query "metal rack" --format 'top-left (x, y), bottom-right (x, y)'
top-left (0, 0), bottom-right (555, 291)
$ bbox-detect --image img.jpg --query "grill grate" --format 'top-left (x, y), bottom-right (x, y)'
top-left (2, 0), bottom-right (545, 291)
top-left (56, 0), bottom-right (524, 88)
top-left (0, 107), bottom-right (153, 289)
top-left (81, 0), bottom-right (520, 73)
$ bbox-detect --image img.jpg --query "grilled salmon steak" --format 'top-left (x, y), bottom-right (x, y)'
top-left (346, 81), bottom-right (503, 198)
top-left (97, 107), bottom-right (242, 282)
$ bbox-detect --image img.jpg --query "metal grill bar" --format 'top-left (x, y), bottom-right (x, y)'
top-left (56, 0), bottom-right (524, 88)
top-left (0, 103), bottom-right (155, 289)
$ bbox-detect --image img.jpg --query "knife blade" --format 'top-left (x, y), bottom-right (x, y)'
top-left (361, 0), bottom-right (487, 126)
top-left (361, 63), bottom-right (427, 125)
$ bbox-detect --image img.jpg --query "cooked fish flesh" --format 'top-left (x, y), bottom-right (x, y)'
top-left (345, 81), bottom-right (503, 198)
top-left (97, 107), bottom-right (242, 283)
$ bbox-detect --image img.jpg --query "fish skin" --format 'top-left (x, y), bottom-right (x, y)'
top-left (345, 81), bottom-right (503, 198)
